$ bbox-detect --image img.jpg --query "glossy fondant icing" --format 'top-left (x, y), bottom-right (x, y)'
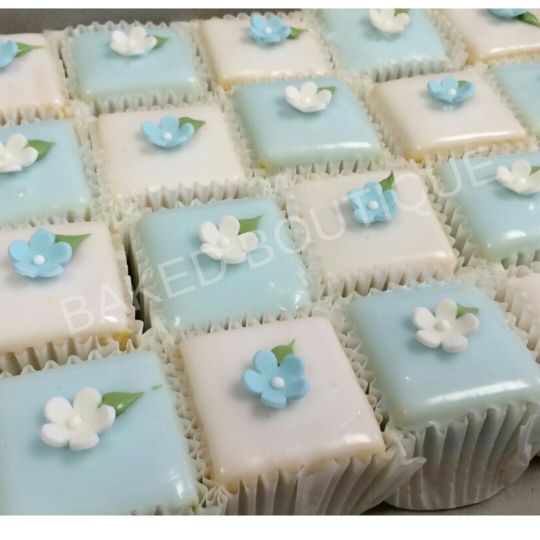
top-left (181, 317), bottom-right (385, 488)
top-left (71, 27), bottom-right (201, 103)
top-left (0, 223), bottom-right (130, 355)
top-left (234, 78), bottom-right (381, 172)
top-left (491, 63), bottom-right (540, 136)
top-left (319, 9), bottom-right (448, 73)
top-left (0, 120), bottom-right (92, 226)
top-left (439, 151), bottom-right (540, 262)
top-left (292, 170), bottom-right (456, 279)
top-left (134, 197), bottom-right (311, 330)
top-left (347, 283), bottom-right (540, 431)
top-left (200, 16), bottom-right (330, 89)
top-left (0, 352), bottom-right (199, 514)
top-left (372, 70), bottom-right (527, 160)
top-left (97, 104), bottom-right (245, 198)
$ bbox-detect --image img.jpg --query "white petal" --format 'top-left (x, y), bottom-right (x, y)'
top-left (44, 396), bottom-right (74, 424)
top-left (317, 89), bottom-right (332, 107)
top-left (222, 248), bottom-right (247, 265)
top-left (496, 165), bottom-right (516, 188)
top-left (7, 134), bottom-right (28, 152)
top-left (130, 26), bottom-right (147, 43)
top-left (19, 146), bottom-right (38, 167)
top-left (412, 307), bottom-right (437, 330)
top-left (201, 242), bottom-right (224, 261)
top-left (143, 36), bottom-right (157, 52)
top-left (435, 299), bottom-right (457, 322)
top-left (69, 431), bottom-right (100, 451)
top-left (73, 388), bottom-right (102, 417)
top-left (512, 160), bottom-right (532, 179)
top-left (198, 221), bottom-right (220, 244)
top-left (416, 329), bottom-right (442, 349)
top-left (441, 332), bottom-right (469, 353)
top-left (90, 405), bottom-right (116, 433)
top-left (0, 162), bottom-right (22, 173)
top-left (301, 81), bottom-right (318, 98)
top-left (238, 232), bottom-right (259, 253)
top-left (219, 215), bottom-right (240, 237)
top-left (41, 423), bottom-right (70, 448)
top-left (395, 13), bottom-right (411, 27)
top-left (453, 313), bottom-right (480, 336)
top-left (284, 85), bottom-right (301, 104)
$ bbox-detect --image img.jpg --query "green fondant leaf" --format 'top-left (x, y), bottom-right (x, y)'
top-left (102, 391), bottom-right (144, 417)
top-left (379, 171), bottom-right (395, 192)
top-left (287, 26), bottom-right (307, 39)
top-left (238, 215), bottom-right (262, 234)
top-left (318, 86), bottom-right (336, 94)
top-left (272, 339), bottom-right (295, 365)
top-left (178, 116), bottom-right (206, 131)
top-left (55, 233), bottom-right (90, 252)
top-left (458, 80), bottom-right (469, 88)
top-left (531, 166), bottom-right (540, 174)
top-left (456, 304), bottom-right (479, 318)
top-left (517, 11), bottom-right (540, 28)
top-left (153, 36), bottom-right (169, 49)
top-left (395, 9), bottom-right (409, 15)
top-left (26, 139), bottom-right (54, 161)
top-left (15, 42), bottom-right (44, 57)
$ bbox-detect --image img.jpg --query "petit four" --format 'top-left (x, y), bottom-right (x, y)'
top-left (132, 197), bottom-right (311, 331)
top-left (318, 9), bottom-right (451, 78)
top-left (96, 103), bottom-right (245, 202)
top-left (0, 222), bottom-right (131, 362)
top-left (234, 77), bottom-right (381, 172)
top-left (0, 352), bottom-right (199, 514)
top-left (0, 33), bottom-right (67, 123)
top-left (0, 120), bottom-right (93, 227)
top-left (370, 70), bottom-right (528, 161)
top-left (438, 151), bottom-right (540, 264)
top-left (491, 63), bottom-right (540, 136)
top-left (200, 13), bottom-right (331, 89)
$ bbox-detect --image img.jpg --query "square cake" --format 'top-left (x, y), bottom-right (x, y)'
top-left (234, 78), bottom-right (381, 172)
top-left (200, 14), bottom-right (331, 89)
top-left (347, 283), bottom-right (540, 431)
top-left (0, 33), bottom-right (66, 121)
top-left (133, 197), bottom-right (311, 331)
top-left (69, 25), bottom-right (202, 105)
top-left (0, 120), bottom-right (93, 227)
top-left (439, 151), bottom-right (540, 263)
top-left (181, 317), bottom-right (385, 489)
top-left (444, 9), bottom-right (540, 62)
top-left (96, 103), bottom-right (245, 199)
top-left (371, 70), bottom-right (527, 161)
top-left (0, 222), bottom-right (131, 357)
top-left (491, 63), bottom-right (540, 136)
top-left (318, 9), bottom-right (449, 76)
top-left (0, 352), bottom-right (199, 514)
top-left (292, 170), bottom-right (456, 283)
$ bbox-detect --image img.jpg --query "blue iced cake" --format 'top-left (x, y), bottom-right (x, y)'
top-left (132, 197), bottom-right (311, 331)
top-left (234, 77), bottom-right (381, 172)
top-left (491, 63), bottom-right (540, 136)
top-left (0, 120), bottom-right (93, 227)
top-left (0, 352), bottom-right (199, 514)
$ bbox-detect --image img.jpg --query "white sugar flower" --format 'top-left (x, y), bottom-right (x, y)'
top-left (40, 388), bottom-right (116, 451)
top-left (110, 26), bottom-right (157, 57)
top-left (199, 215), bottom-right (259, 265)
top-left (0, 134), bottom-right (38, 173)
top-left (368, 9), bottom-right (411, 34)
top-left (412, 299), bottom-right (480, 354)
top-left (284, 81), bottom-right (333, 113)
top-left (496, 160), bottom-right (540, 195)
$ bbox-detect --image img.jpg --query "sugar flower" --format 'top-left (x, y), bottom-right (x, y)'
top-left (0, 134), bottom-right (38, 173)
top-left (496, 160), bottom-right (540, 195)
top-left (110, 26), bottom-right (157, 56)
top-left (141, 115), bottom-right (195, 148)
top-left (284, 81), bottom-right (333, 113)
top-left (348, 181), bottom-right (397, 226)
top-left (249, 14), bottom-right (291, 45)
top-left (368, 9), bottom-right (411, 34)
top-left (490, 9), bottom-right (528, 19)
top-left (427, 76), bottom-right (475, 105)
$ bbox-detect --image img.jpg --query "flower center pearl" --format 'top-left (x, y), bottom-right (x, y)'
top-left (218, 237), bottom-right (231, 248)
top-left (163, 132), bottom-right (172, 141)
top-left (448, 88), bottom-right (457, 97)
top-left (271, 376), bottom-right (285, 389)
top-left (67, 415), bottom-right (82, 429)
top-left (435, 319), bottom-right (451, 332)
top-left (367, 200), bottom-right (379, 211)
top-left (32, 254), bottom-right (46, 266)
top-left (264, 27), bottom-right (273, 34)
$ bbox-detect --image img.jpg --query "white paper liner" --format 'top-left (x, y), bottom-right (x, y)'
top-left (0, 330), bottom-right (216, 515)
top-left (0, 31), bottom-right (70, 125)
top-left (165, 300), bottom-right (423, 514)
top-left (89, 90), bottom-right (255, 219)
top-left (363, 67), bottom-right (535, 166)
top-left (127, 183), bottom-right (322, 337)
top-left (311, 8), bottom-right (468, 82)
top-left (339, 269), bottom-right (540, 510)
top-left (0, 220), bottom-right (140, 375)
top-left (193, 10), bottom-right (334, 91)
top-left (279, 162), bottom-right (463, 299)
top-left (59, 20), bottom-right (211, 116)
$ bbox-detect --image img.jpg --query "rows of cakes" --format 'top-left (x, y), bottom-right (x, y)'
top-left (1, 9), bottom-right (540, 515)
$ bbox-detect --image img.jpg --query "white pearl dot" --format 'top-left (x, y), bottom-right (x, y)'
top-left (435, 320), bottom-right (451, 331)
top-left (448, 88), bottom-right (457, 97)
top-left (271, 376), bottom-right (285, 389)
top-left (367, 200), bottom-right (379, 210)
top-left (264, 27), bottom-right (273, 34)
top-left (163, 132), bottom-right (172, 141)
top-left (32, 254), bottom-right (46, 266)
top-left (67, 415), bottom-right (82, 429)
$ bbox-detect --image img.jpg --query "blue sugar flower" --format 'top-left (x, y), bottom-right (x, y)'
top-left (0, 40), bottom-right (17, 69)
top-left (141, 115), bottom-right (195, 149)
top-left (249, 14), bottom-right (291, 45)
top-left (348, 181), bottom-right (397, 226)
top-left (490, 9), bottom-right (528, 19)
top-left (427, 75), bottom-right (475, 105)
top-left (8, 228), bottom-right (73, 279)
top-left (242, 349), bottom-right (309, 409)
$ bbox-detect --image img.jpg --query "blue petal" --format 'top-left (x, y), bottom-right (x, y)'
top-left (159, 115), bottom-right (179, 133)
top-left (29, 229), bottom-right (55, 252)
top-left (242, 369), bottom-right (265, 395)
top-left (8, 240), bottom-right (32, 264)
top-left (427, 79), bottom-right (442, 97)
top-left (455, 82), bottom-right (475, 104)
top-left (176, 121), bottom-right (195, 141)
top-left (0, 40), bottom-right (17, 69)
top-left (354, 208), bottom-right (375, 225)
top-left (260, 388), bottom-right (287, 409)
top-left (14, 261), bottom-right (39, 278)
top-left (284, 379), bottom-right (309, 401)
top-left (253, 349), bottom-right (279, 376)
top-left (36, 263), bottom-right (65, 278)
top-left (268, 16), bottom-right (286, 31)
top-left (49, 241), bottom-right (73, 265)
top-left (491, 9), bottom-right (527, 18)
top-left (141, 121), bottom-right (161, 140)
top-left (364, 181), bottom-right (383, 198)
top-left (250, 14), bottom-right (267, 32)
top-left (441, 76), bottom-right (458, 92)
top-left (278, 354), bottom-right (305, 380)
